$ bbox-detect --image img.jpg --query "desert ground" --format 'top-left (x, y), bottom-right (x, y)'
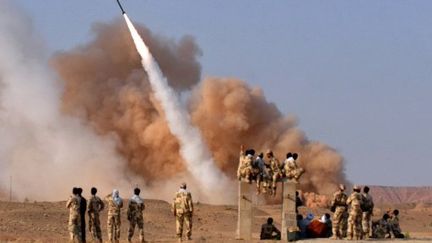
top-left (1, 198), bottom-right (431, 243)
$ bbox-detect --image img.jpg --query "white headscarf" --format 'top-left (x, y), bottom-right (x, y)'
top-left (112, 189), bottom-right (122, 206)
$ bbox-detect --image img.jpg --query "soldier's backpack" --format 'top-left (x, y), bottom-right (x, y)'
top-left (361, 194), bottom-right (373, 212)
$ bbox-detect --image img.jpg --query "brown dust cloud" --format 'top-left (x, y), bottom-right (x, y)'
top-left (51, 19), bottom-right (348, 203)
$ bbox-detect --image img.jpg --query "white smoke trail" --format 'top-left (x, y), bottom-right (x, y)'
top-left (0, 1), bottom-right (141, 201)
top-left (123, 14), bottom-right (233, 202)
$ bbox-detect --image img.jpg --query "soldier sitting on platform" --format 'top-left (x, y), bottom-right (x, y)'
top-left (283, 152), bottom-right (305, 183)
top-left (237, 145), bottom-right (255, 183)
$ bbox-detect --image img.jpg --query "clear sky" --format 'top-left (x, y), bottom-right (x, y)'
top-left (14, 0), bottom-right (432, 186)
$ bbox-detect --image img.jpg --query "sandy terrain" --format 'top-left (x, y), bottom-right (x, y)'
top-left (0, 198), bottom-right (431, 243)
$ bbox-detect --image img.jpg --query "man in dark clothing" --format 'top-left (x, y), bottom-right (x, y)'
top-left (260, 217), bottom-right (281, 240)
top-left (296, 191), bottom-right (303, 213)
top-left (77, 188), bottom-right (87, 243)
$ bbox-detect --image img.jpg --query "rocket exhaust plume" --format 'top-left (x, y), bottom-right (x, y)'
top-left (121, 14), bottom-right (232, 201)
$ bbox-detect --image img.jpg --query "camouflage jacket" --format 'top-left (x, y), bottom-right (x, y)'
top-left (87, 195), bottom-right (105, 215)
top-left (331, 191), bottom-right (348, 208)
top-left (127, 199), bottom-right (145, 220)
top-left (66, 195), bottom-right (80, 217)
top-left (172, 189), bottom-right (193, 215)
top-left (105, 194), bottom-right (123, 216)
top-left (269, 157), bottom-right (281, 175)
top-left (347, 191), bottom-right (364, 211)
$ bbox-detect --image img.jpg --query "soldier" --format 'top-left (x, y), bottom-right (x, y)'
top-left (283, 153), bottom-right (305, 183)
top-left (66, 187), bottom-right (82, 243)
top-left (330, 184), bottom-right (348, 239)
top-left (253, 152), bottom-right (265, 194)
top-left (105, 189), bottom-right (123, 243)
top-left (77, 188), bottom-right (87, 243)
top-left (260, 217), bottom-right (281, 240)
top-left (87, 187), bottom-right (104, 243)
top-left (172, 183), bottom-right (193, 242)
top-left (346, 185), bottom-right (364, 240)
top-left (361, 186), bottom-right (374, 239)
top-left (237, 145), bottom-right (254, 183)
top-left (372, 213), bottom-right (391, 238)
top-left (127, 188), bottom-right (145, 243)
top-left (389, 209), bottom-right (404, 238)
top-left (266, 150), bottom-right (282, 196)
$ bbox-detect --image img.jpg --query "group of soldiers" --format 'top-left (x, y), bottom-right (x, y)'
top-left (66, 187), bottom-right (145, 243)
top-left (66, 183), bottom-right (193, 243)
top-left (237, 145), bottom-right (305, 195)
top-left (330, 184), bottom-right (403, 240)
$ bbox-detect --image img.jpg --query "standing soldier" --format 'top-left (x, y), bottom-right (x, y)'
top-left (346, 185), bottom-right (364, 240)
top-left (77, 188), bottom-right (87, 243)
top-left (88, 187), bottom-right (104, 243)
top-left (105, 189), bottom-right (123, 243)
top-left (66, 187), bottom-right (82, 243)
top-left (237, 145), bottom-right (254, 183)
top-left (172, 183), bottom-right (193, 242)
top-left (127, 188), bottom-right (145, 243)
top-left (266, 150), bottom-right (281, 196)
top-left (330, 184), bottom-right (348, 239)
top-left (361, 186), bottom-right (374, 239)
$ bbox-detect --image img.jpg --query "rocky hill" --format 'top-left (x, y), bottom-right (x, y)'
top-left (369, 186), bottom-right (432, 204)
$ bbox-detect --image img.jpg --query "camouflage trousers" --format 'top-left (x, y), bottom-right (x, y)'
top-left (128, 216), bottom-right (144, 242)
top-left (88, 213), bottom-right (102, 242)
top-left (285, 168), bottom-right (305, 181)
top-left (239, 167), bottom-right (252, 182)
top-left (347, 208), bottom-right (362, 240)
top-left (362, 212), bottom-right (372, 237)
top-left (68, 214), bottom-right (82, 243)
top-left (107, 214), bottom-right (121, 242)
top-left (176, 212), bottom-right (192, 239)
top-left (270, 172), bottom-right (281, 195)
top-left (332, 207), bottom-right (347, 238)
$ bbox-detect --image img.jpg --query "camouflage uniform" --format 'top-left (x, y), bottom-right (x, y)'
top-left (372, 218), bottom-right (390, 238)
top-left (283, 158), bottom-right (305, 183)
top-left (127, 196), bottom-right (145, 242)
top-left (389, 215), bottom-right (403, 238)
top-left (237, 151), bottom-right (253, 183)
top-left (330, 190), bottom-right (348, 239)
top-left (268, 156), bottom-right (281, 195)
top-left (105, 192), bottom-right (123, 243)
top-left (361, 193), bottom-right (374, 238)
top-left (172, 189), bottom-right (193, 241)
top-left (66, 195), bottom-right (82, 243)
top-left (87, 195), bottom-right (105, 243)
top-left (346, 191), bottom-right (364, 240)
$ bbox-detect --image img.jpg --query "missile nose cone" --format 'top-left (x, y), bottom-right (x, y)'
top-left (116, 0), bottom-right (126, 14)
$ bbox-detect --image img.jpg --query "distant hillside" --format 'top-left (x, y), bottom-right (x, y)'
top-left (369, 186), bottom-right (432, 204)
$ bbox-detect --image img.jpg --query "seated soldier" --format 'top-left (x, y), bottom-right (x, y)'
top-left (283, 152), bottom-right (305, 183)
top-left (266, 150), bottom-right (282, 196)
top-left (237, 145), bottom-right (254, 183)
top-left (389, 209), bottom-right (404, 238)
top-left (372, 213), bottom-right (391, 239)
top-left (260, 217), bottom-right (281, 240)
top-left (253, 152), bottom-right (265, 194)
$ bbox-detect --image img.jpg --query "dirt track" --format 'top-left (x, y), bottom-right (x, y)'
top-left (0, 200), bottom-right (431, 242)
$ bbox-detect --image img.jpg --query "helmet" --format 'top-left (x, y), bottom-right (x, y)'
top-left (339, 184), bottom-right (346, 190)
top-left (353, 185), bottom-right (360, 190)
top-left (180, 182), bottom-right (187, 189)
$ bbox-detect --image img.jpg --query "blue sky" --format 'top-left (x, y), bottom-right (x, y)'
top-left (15, 0), bottom-right (432, 186)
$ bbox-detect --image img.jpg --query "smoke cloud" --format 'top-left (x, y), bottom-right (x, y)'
top-left (0, 1), bottom-right (348, 203)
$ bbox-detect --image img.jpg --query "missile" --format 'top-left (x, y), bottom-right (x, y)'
top-left (116, 0), bottom-right (126, 14)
